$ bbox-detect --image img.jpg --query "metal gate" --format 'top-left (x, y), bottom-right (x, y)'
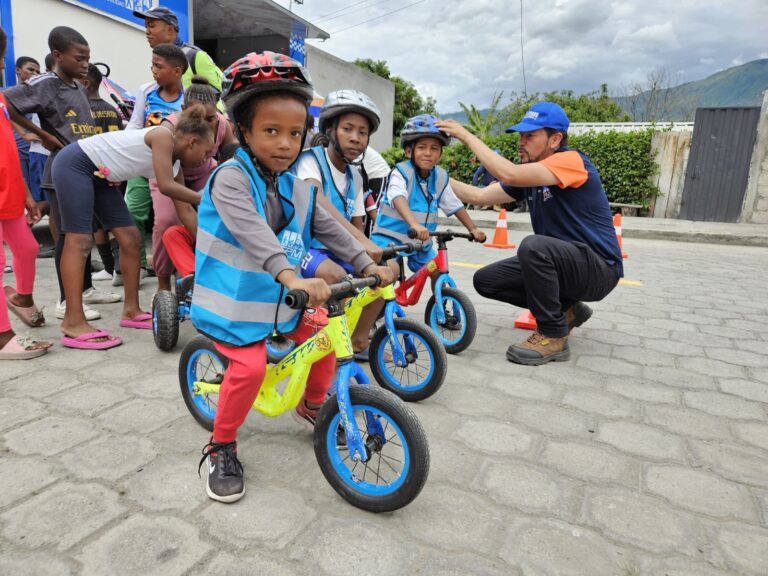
top-left (680, 107), bottom-right (760, 222)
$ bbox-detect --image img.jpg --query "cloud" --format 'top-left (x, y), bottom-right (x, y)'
top-left (295, 0), bottom-right (766, 112)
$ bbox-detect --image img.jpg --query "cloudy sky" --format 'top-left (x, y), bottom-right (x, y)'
top-left (288, 0), bottom-right (768, 113)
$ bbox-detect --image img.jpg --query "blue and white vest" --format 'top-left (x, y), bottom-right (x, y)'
top-left (371, 160), bottom-right (449, 247)
top-left (301, 146), bottom-right (361, 249)
top-left (191, 148), bottom-right (315, 346)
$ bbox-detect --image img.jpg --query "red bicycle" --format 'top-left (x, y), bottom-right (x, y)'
top-left (394, 229), bottom-right (478, 354)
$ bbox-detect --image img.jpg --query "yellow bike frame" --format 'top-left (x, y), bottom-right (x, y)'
top-left (193, 285), bottom-right (393, 418)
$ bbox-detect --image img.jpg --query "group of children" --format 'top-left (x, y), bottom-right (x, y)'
top-left (0, 24), bottom-right (487, 503)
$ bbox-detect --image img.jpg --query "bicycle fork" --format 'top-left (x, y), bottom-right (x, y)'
top-left (334, 361), bottom-right (386, 464)
top-left (383, 300), bottom-right (416, 367)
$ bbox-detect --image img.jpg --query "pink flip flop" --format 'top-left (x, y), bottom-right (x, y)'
top-left (0, 335), bottom-right (51, 360)
top-left (119, 312), bottom-right (153, 330)
top-left (4, 286), bottom-right (45, 327)
top-left (61, 330), bottom-right (123, 350)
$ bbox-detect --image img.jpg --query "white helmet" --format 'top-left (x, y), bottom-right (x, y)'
top-left (319, 89), bottom-right (381, 135)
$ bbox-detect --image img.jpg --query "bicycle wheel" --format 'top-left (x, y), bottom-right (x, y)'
top-left (152, 291), bottom-right (179, 351)
top-left (314, 384), bottom-right (429, 512)
top-left (424, 287), bottom-right (477, 354)
top-left (369, 318), bottom-right (447, 402)
top-left (266, 334), bottom-right (296, 364)
top-left (179, 335), bottom-right (227, 431)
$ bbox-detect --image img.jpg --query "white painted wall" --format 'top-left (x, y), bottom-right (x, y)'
top-left (11, 0), bottom-right (153, 97)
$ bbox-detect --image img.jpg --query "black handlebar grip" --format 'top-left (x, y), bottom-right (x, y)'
top-left (285, 289), bottom-right (309, 310)
top-left (407, 228), bottom-right (418, 239)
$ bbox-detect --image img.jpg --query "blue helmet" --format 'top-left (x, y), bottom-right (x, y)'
top-left (400, 114), bottom-right (451, 148)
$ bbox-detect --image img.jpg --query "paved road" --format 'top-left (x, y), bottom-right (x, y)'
top-left (1, 230), bottom-right (767, 576)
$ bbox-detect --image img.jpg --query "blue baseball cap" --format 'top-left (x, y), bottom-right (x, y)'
top-left (133, 6), bottom-right (179, 30)
top-left (506, 102), bottom-right (570, 133)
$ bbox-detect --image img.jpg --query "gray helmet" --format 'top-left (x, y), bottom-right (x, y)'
top-left (319, 90), bottom-right (381, 135)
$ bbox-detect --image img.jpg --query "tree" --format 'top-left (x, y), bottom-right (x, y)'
top-left (500, 84), bottom-right (630, 127)
top-left (458, 91), bottom-right (504, 140)
top-left (354, 58), bottom-right (436, 141)
top-left (617, 69), bottom-right (691, 121)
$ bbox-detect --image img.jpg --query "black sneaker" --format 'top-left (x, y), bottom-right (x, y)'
top-left (198, 440), bottom-right (245, 503)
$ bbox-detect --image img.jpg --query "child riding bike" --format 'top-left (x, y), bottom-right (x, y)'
top-left (190, 52), bottom-right (393, 503)
top-left (294, 89), bottom-right (385, 361)
top-left (371, 114), bottom-right (486, 286)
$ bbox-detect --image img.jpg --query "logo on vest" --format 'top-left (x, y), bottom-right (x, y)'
top-left (281, 231), bottom-right (305, 261)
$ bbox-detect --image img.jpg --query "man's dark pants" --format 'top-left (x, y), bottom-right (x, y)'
top-left (473, 235), bottom-right (620, 338)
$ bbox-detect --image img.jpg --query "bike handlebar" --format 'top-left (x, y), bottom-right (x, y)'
top-left (381, 241), bottom-right (422, 260)
top-left (407, 228), bottom-right (476, 241)
top-left (284, 275), bottom-right (381, 310)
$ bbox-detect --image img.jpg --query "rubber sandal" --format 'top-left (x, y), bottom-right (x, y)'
top-left (119, 312), bottom-right (153, 330)
top-left (61, 329), bottom-right (122, 350)
top-left (353, 347), bottom-right (370, 362)
top-left (5, 286), bottom-right (45, 327)
top-left (0, 335), bottom-right (51, 359)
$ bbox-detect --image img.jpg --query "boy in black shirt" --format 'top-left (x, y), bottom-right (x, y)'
top-left (4, 26), bottom-right (121, 319)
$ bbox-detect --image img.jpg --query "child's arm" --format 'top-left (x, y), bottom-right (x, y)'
top-left (453, 208), bottom-right (486, 243)
top-left (6, 105), bottom-right (62, 151)
top-left (172, 198), bottom-right (198, 238)
top-left (313, 203), bottom-right (395, 286)
top-left (147, 128), bottom-right (202, 205)
top-left (313, 187), bottom-right (383, 263)
top-left (391, 196), bottom-right (429, 241)
top-left (126, 87), bottom-right (147, 130)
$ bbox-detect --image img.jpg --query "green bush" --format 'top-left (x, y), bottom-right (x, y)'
top-left (380, 129), bottom-right (659, 208)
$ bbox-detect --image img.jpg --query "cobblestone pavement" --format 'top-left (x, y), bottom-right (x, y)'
top-left (1, 229), bottom-right (767, 576)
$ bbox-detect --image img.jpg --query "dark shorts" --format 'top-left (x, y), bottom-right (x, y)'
top-left (300, 248), bottom-right (355, 278)
top-left (51, 143), bottom-right (135, 234)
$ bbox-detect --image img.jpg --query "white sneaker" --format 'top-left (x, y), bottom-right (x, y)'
top-left (92, 269), bottom-right (113, 281)
top-left (56, 300), bottom-right (101, 321)
top-left (82, 287), bottom-right (122, 304)
top-left (112, 269), bottom-right (149, 287)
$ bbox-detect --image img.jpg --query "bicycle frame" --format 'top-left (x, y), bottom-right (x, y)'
top-left (193, 289), bottom-right (389, 463)
top-left (394, 246), bottom-right (457, 325)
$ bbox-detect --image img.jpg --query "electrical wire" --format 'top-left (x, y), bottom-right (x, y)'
top-left (316, 0), bottom-right (391, 25)
top-left (520, 0), bottom-right (528, 96)
top-left (330, 0), bottom-right (428, 35)
top-left (313, 0), bottom-right (376, 23)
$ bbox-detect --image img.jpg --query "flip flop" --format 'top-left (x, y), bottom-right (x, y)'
top-left (0, 335), bottom-right (51, 360)
top-left (5, 286), bottom-right (45, 327)
top-left (119, 312), bottom-right (153, 330)
top-left (61, 329), bottom-right (122, 350)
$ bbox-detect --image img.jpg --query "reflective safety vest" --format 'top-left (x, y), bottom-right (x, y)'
top-left (371, 160), bottom-right (449, 246)
top-left (191, 148), bottom-right (315, 346)
top-left (301, 146), bottom-right (361, 250)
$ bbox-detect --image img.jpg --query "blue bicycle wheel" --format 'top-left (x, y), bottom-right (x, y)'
top-left (314, 384), bottom-right (429, 512)
top-left (425, 287), bottom-right (477, 354)
top-left (179, 335), bottom-right (226, 431)
top-left (369, 318), bottom-right (447, 402)
top-left (266, 334), bottom-right (296, 364)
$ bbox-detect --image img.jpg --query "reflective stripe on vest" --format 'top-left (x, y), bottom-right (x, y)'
top-left (191, 147), bottom-right (315, 346)
top-left (304, 146), bottom-right (361, 250)
top-left (371, 161), bottom-right (448, 246)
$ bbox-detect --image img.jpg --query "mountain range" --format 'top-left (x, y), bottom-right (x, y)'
top-left (441, 59), bottom-right (768, 123)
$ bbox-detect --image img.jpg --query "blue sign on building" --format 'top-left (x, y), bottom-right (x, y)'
top-left (61, 0), bottom-right (190, 40)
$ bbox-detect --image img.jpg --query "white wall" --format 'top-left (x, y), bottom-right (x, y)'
top-left (12, 0), bottom-right (153, 96)
top-left (305, 44), bottom-right (395, 151)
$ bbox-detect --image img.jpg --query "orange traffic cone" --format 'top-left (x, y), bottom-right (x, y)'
top-left (484, 208), bottom-right (516, 249)
top-left (514, 309), bottom-right (537, 330)
top-left (613, 213), bottom-right (629, 259)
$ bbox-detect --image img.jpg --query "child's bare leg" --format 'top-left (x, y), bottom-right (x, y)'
top-left (60, 233), bottom-right (94, 336)
top-left (351, 259), bottom-right (399, 351)
top-left (111, 226), bottom-right (144, 319)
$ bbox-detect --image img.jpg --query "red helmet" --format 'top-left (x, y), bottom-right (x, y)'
top-left (222, 51), bottom-right (314, 114)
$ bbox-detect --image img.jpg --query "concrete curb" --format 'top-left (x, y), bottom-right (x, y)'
top-left (439, 212), bottom-right (768, 248)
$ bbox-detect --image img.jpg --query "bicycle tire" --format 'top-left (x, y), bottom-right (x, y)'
top-left (152, 290), bottom-right (179, 351)
top-left (369, 318), bottom-right (447, 402)
top-left (314, 384), bottom-right (430, 512)
top-left (424, 287), bottom-right (477, 354)
top-left (266, 334), bottom-right (296, 364)
top-left (179, 335), bottom-right (227, 431)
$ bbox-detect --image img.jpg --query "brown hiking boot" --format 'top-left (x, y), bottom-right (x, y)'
top-left (506, 331), bottom-right (570, 366)
top-left (565, 302), bottom-right (592, 331)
